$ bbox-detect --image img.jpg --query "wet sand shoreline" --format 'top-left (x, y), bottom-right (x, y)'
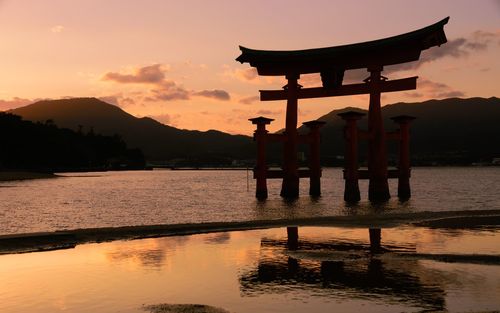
top-left (1, 209), bottom-right (500, 255)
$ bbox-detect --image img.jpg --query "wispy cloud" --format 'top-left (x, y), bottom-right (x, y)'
top-left (390, 30), bottom-right (500, 72)
top-left (256, 109), bottom-right (282, 116)
top-left (229, 67), bottom-right (258, 81)
top-left (147, 113), bottom-right (181, 127)
top-left (102, 64), bottom-right (168, 84)
top-left (313, 30), bottom-right (500, 85)
top-left (192, 89), bottom-right (230, 101)
top-left (239, 95), bottom-right (260, 105)
top-left (0, 97), bottom-right (35, 110)
top-left (149, 86), bottom-right (231, 102)
top-left (404, 92), bottom-right (424, 98)
top-left (404, 78), bottom-right (465, 99)
top-left (150, 86), bottom-right (191, 101)
top-left (222, 66), bottom-right (279, 85)
top-left (466, 30), bottom-right (500, 50)
top-left (98, 94), bottom-right (136, 107)
top-left (102, 64), bottom-right (231, 102)
top-left (50, 25), bottom-right (65, 33)
top-left (299, 74), bottom-right (321, 87)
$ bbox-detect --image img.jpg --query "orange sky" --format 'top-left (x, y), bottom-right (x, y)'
top-left (0, 0), bottom-right (499, 135)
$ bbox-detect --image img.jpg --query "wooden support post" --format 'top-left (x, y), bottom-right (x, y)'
top-left (338, 111), bottom-right (366, 202)
top-left (280, 74), bottom-right (301, 198)
top-left (249, 116), bottom-right (274, 199)
top-left (391, 115), bottom-right (416, 200)
top-left (303, 120), bottom-right (326, 196)
top-left (367, 67), bottom-right (390, 202)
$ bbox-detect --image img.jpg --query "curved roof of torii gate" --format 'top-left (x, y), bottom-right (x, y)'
top-left (236, 17), bottom-right (449, 76)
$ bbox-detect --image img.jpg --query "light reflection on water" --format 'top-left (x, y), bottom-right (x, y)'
top-left (0, 226), bottom-right (499, 313)
top-left (0, 167), bottom-right (499, 234)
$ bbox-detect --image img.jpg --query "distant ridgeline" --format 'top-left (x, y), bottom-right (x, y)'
top-left (0, 113), bottom-right (145, 171)
top-left (294, 97), bottom-right (500, 166)
top-left (10, 97), bottom-right (254, 167)
top-left (8, 96), bottom-right (500, 167)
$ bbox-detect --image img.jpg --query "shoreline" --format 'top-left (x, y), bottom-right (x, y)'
top-left (1, 209), bottom-right (500, 255)
top-left (0, 171), bottom-right (58, 182)
top-left (1, 166), bottom-right (497, 182)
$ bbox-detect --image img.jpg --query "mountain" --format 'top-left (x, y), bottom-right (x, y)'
top-left (9, 96), bottom-right (500, 165)
top-left (10, 98), bottom-right (253, 162)
top-left (304, 97), bottom-right (500, 165)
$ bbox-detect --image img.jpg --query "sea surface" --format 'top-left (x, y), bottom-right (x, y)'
top-left (0, 167), bottom-right (499, 235)
top-left (1, 226), bottom-right (500, 313)
top-left (1, 167), bottom-right (500, 313)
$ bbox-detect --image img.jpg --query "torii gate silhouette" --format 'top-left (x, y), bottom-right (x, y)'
top-left (237, 17), bottom-right (449, 201)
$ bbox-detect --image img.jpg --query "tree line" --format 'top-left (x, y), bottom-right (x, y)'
top-left (0, 113), bottom-right (145, 171)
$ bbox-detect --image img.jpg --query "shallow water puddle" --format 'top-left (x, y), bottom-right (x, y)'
top-left (1, 226), bottom-right (500, 313)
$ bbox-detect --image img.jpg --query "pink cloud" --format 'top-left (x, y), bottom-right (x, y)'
top-left (151, 86), bottom-right (191, 101)
top-left (389, 30), bottom-right (500, 72)
top-left (147, 113), bottom-right (181, 127)
top-left (103, 64), bottom-right (231, 103)
top-left (256, 109), bottom-right (282, 115)
top-left (404, 92), bottom-right (424, 98)
top-left (192, 89), bottom-right (230, 101)
top-left (235, 68), bottom-right (258, 81)
top-left (98, 95), bottom-right (136, 107)
top-left (0, 97), bottom-right (35, 111)
top-left (403, 78), bottom-right (465, 99)
top-left (239, 95), bottom-right (260, 105)
top-left (299, 74), bottom-right (321, 87)
top-left (102, 64), bottom-right (167, 84)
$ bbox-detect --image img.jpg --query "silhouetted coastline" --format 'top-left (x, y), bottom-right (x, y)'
top-left (0, 171), bottom-right (58, 182)
top-left (0, 112), bottom-right (146, 173)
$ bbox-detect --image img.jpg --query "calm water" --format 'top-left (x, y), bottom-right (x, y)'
top-left (0, 167), bottom-right (499, 235)
top-left (1, 226), bottom-right (499, 313)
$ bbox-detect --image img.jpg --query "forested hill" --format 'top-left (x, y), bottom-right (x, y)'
top-left (11, 98), bottom-right (253, 162)
top-left (306, 97), bottom-right (500, 165)
top-left (0, 113), bottom-right (145, 171)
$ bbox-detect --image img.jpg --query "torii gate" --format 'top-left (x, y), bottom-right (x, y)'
top-left (237, 17), bottom-right (449, 201)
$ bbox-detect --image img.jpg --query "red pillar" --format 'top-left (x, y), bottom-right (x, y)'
top-left (280, 74), bottom-right (300, 198)
top-left (249, 116), bottom-right (274, 199)
top-left (367, 67), bottom-right (390, 202)
top-left (391, 115), bottom-right (416, 200)
top-left (303, 120), bottom-right (326, 196)
top-left (338, 111), bottom-right (366, 202)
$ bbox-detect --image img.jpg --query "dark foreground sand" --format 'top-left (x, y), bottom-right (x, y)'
top-left (0, 171), bottom-right (57, 182)
top-left (1, 209), bottom-right (500, 255)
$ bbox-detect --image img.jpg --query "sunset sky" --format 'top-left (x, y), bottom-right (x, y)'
top-left (0, 0), bottom-right (498, 135)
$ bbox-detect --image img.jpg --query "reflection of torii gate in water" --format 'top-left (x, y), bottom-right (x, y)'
top-left (237, 17), bottom-right (449, 201)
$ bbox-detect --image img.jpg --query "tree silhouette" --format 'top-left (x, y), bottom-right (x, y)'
top-left (0, 113), bottom-right (145, 171)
